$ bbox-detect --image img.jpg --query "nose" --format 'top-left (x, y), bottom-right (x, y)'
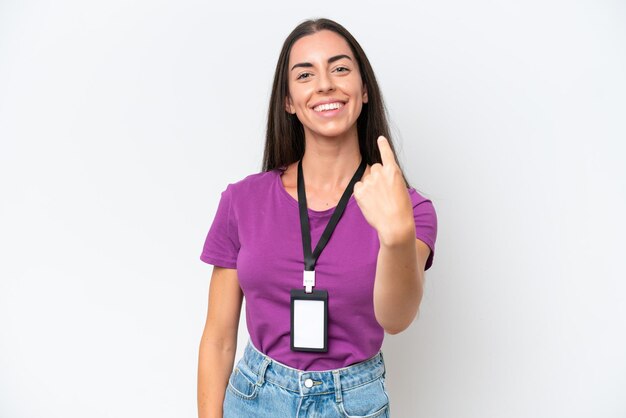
top-left (316, 71), bottom-right (335, 93)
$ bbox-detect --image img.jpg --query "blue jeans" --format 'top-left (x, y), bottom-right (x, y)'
top-left (223, 339), bottom-right (391, 418)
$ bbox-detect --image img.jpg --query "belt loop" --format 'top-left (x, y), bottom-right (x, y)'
top-left (256, 356), bottom-right (271, 386)
top-left (332, 370), bottom-right (342, 403)
top-left (379, 350), bottom-right (386, 378)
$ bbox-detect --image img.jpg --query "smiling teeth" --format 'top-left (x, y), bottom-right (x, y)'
top-left (314, 102), bottom-right (344, 112)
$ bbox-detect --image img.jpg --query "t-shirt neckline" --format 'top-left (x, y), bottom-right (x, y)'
top-left (274, 168), bottom-right (357, 217)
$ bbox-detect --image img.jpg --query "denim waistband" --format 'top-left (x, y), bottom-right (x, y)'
top-left (239, 339), bottom-right (387, 397)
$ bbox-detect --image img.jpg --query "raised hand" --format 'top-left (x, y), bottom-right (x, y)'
top-left (353, 136), bottom-right (414, 245)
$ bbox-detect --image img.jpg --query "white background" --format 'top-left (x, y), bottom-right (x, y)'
top-left (1, 1), bottom-right (625, 417)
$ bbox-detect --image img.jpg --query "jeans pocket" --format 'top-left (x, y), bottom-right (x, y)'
top-left (338, 377), bottom-right (390, 418)
top-left (226, 364), bottom-right (260, 400)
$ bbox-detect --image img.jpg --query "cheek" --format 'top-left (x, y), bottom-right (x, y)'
top-left (288, 81), bottom-right (313, 100)
top-left (340, 79), bottom-right (366, 102)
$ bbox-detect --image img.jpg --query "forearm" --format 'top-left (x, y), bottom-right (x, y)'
top-left (373, 225), bottom-right (424, 334)
top-left (198, 338), bottom-right (237, 418)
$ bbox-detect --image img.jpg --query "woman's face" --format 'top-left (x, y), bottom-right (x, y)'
top-left (286, 30), bottom-right (368, 140)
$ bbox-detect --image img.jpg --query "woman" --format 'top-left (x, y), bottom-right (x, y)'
top-left (198, 18), bottom-right (437, 418)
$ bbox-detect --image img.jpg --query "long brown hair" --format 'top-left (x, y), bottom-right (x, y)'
top-left (262, 18), bottom-right (412, 189)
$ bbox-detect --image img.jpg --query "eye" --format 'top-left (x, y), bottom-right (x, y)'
top-left (334, 66), bottom-right (350, 73)
top-left (296, 72), bottom-right (312, 80)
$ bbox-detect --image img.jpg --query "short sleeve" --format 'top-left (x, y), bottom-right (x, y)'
top-left (199, 184), bottom-right (240, 268)
top-left (408, 188), bottom-right (438, 271)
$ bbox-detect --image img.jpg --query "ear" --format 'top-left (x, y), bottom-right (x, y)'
top-left (285, 96), bottom-right (296, 114)
top-left (362, 84), bottom-right (368, 104)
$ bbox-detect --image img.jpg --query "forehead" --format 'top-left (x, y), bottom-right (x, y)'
top-left (288, 30), bottom-right (354, 65)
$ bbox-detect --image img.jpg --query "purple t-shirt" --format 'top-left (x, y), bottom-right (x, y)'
top-left (200, 167), bottom-right (437, 371)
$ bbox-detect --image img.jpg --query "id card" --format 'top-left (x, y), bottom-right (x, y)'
top-left (290, 289), bottom-right (328, 352)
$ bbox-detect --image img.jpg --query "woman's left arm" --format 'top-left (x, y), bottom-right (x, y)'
top-left (373, 230), bottom-right (431, 334)
top-left (353, 135), bottom-right (431, 334)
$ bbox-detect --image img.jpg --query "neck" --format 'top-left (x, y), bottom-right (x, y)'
top-left (301, 126), bottom-right (361, 192)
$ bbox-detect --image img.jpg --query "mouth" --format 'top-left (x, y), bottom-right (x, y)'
top-left (312, 101), bottom-right (345, 113)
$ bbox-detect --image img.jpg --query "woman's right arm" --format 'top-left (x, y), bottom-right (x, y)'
top-left (198, 266), bottom-right (244, 418)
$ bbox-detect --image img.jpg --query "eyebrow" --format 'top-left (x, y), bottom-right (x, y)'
top-left (290, 54), bottom-right (353, 71)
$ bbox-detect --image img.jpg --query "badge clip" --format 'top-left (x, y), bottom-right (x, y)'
top-left (303, 270), bottom-right (315, 293)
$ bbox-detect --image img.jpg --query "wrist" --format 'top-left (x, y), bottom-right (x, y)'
top-left (378, 219), bottom-right (415, 247)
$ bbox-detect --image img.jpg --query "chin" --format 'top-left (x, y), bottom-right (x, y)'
top-left (304, 124), bottom-right (357, 140)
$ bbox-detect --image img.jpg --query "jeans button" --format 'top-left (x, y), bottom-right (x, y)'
top-left (304, 378), bottom-right (313, 388)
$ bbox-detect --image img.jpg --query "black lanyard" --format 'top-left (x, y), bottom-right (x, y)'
top-left (297, 157), bottom-right (367, 273)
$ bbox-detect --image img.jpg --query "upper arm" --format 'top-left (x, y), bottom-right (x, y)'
top-left (408, 189), bottom-right (437, 271)
top-left (416, 238), bottom-right (431, 278)
top-left (200, 266), bottom-right (243, 351)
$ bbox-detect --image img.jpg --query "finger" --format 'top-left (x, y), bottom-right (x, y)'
top-left (369, 162), bottom-right (382, 173)
top-left (377, 135), bottom-right (396, 166)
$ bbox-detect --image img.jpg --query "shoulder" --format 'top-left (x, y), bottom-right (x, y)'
top-left (407, 186), bottom-right (435, 209)
top-left (222, 169), bottom-right (281, 199)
